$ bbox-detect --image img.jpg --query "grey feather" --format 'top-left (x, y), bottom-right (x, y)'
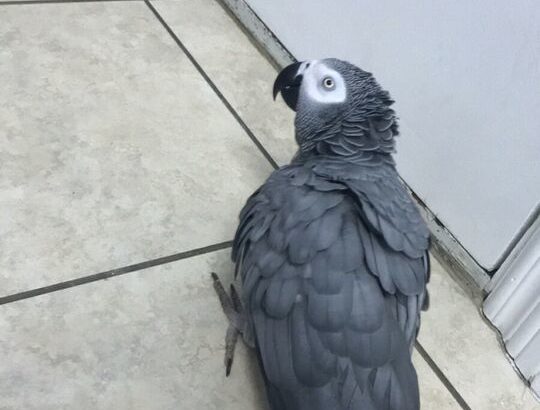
top-left (291, 302), bottom-right (334, 386)
top-left (314, 207), bottom-right (343, 251)
top-left (311, 252), bottom-right (347, 294)
top-left (349, 273), bottom-right (385, 332)
top-left (264, 277), bottom-right (301, 318)
top-left (320, 330), bottom-right (347, 357)
top-left (307, 279), bottom-right (353, 331)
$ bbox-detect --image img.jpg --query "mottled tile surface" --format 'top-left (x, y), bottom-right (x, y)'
top-left (0, 250), bottom-right (460, 410)
top-left (0, 1), bottom-right (272, 296)
top-left (0, 251), bottom-right (268, 410)
top-left (418, 256), bottom-right (540, 409)
top-left (151, 0), bottom-right (298, 166)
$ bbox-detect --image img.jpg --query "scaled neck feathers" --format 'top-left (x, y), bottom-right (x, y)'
top-left (292, 145), bottom-right (396, 169)
top-left (295, 110), bottom-right (399, 161)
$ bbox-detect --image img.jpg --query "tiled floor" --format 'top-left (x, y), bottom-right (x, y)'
top-left (0, 0), bottom-right (538, 409)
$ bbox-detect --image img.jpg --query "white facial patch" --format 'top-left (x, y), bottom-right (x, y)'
top-left (298, 60), bottom-right (347, 105)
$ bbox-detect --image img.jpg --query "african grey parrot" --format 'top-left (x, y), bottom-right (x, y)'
top-left (213, 58), bottom-right (430, 410)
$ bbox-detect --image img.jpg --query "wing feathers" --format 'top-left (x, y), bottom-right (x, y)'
top-left (232, 163), bottom-right (428, 410)
top-left (292, 301), bottom-right (333, 386)
top-left (307, 277), bottom-right (353, 331)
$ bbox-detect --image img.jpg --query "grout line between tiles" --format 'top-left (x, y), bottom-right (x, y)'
top-left (0, 0), bottom-right (139, 6)
top-left (144, 0), bottom-right (279, 171)
top-left (0, 241), bottom-right (232, 306)
top-left (415, 341), bottom-right (472, 410)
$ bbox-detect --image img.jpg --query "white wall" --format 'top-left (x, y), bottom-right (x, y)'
top-left (246, 0), bottom-right (540, 270)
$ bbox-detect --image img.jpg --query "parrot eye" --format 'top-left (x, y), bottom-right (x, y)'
top-left (322, 77), bottom-right (335, 90)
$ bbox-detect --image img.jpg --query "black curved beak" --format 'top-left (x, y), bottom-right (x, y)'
top-left (273, 61), bottom-right (303, 111)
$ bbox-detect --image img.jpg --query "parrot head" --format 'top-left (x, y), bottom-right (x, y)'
top-left (273, 58), bottom-right (397, 154)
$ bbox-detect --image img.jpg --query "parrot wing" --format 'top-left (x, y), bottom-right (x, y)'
top-left (232, 161), bottom-right (430, 410)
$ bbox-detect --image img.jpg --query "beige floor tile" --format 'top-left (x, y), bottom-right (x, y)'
top-left (0, 1), bottom-right (272, 296)
top-left (0, 250), bottom-right (268, 410)
top-left (0, 248), bottom-right (460, 409)
top-left (150, 0), bottom-right (298, 167)
top-left (418, 256), bottom-right (540, 409)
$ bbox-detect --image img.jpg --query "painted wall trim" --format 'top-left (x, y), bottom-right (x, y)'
top-left (218, 0), bottom-right (491, 298)
top-left (484, 216), bottom-right (540, 399)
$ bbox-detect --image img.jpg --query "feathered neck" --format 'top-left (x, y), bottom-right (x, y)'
top-left (295, 108), bottom-right (399, 162)
top-left (291, 145), bottom-right (396, 169)
top-left (295, 81), bottom-right (399, 159)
